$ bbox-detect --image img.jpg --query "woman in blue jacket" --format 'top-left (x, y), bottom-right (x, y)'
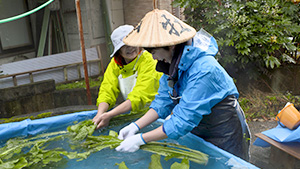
top-left (115, 9), bottom-right (250, 161)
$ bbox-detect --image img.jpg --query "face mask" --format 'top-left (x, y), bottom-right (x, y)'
top-left (156, 61), bottom-right (170, 75)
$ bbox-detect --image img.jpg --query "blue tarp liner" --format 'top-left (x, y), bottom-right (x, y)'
top-left (253, 124), bottom-right (300, 147)
top-left (0, 110), bottom-right (96, 141)
top-left (0, 110), bottom-right (258, 169)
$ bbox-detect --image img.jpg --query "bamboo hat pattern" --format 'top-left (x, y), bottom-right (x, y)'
top-left (123, 9), bottom-right (196, 47)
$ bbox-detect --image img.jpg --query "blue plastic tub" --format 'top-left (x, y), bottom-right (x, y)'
top-left (0, 110), bottom-right (258, 169)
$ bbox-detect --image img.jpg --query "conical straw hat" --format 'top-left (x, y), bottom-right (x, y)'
top-left (123, 9), bottom-right (196, 47)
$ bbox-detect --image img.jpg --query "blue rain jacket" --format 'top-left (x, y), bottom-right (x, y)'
top-left (150, 30), bottom-right (239, 139)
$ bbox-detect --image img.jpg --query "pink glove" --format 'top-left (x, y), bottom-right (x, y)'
top-left (118, 122), bottom-right (140, 140)
top-left (115, 133), bottom-right (146, 152)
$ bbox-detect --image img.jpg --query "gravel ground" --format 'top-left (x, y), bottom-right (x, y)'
top-left (248, 120), bottom-right (278, 169)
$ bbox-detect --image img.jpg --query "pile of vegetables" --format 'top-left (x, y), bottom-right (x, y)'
top-left (0, 113), bottom-right (208, 169)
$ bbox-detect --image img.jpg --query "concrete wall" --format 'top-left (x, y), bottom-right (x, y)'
top-left (60, 0), bottom-right (106, 51)
top-left (270, 65), bottom-right (300, 95)
top-left (0, 79), bottom-right (123, 118)
top-left (107, 0), bottom-right (125, 30)
top-left (123, 0), bottom-right (172, 26)
top-left (123, 0), bottom-right (153, 26)
top-left (0, 80), bottom-right (56, 118)
top-left (0, 80), bottom-right (96, 118)
top-left (54, 87), bottom-right (99, 108)
top-left (157, 0), bottom-right (172, 13)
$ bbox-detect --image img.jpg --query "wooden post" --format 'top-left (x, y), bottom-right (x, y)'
top-left (96, 45), bottom-right (105, 74)
top-left (63, 66), bottom-right (68, 82)
top-left (56, 11), bottom-right (66, 52)
top-left (75, 0), bottom-right (92, 105)
top-left (29, 72), bottom-right (34, 83)
top-left (59, 10), bottom-right (70, 51)
top-left (37, 7), bottom-right (50, 57)
top-left (77, 64), bottom-right (82, 79)
top-left (48, 15), bottom-right (53, 55)
top-left (13, 76), bottom-right (17, 86)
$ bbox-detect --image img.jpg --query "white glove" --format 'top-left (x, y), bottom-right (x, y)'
top-left (118, 122), bottom-right (140, 140)
top-left (115, 133), bottom-right (146, 152)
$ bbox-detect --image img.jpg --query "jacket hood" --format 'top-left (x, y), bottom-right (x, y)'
top-left (179, 29), bottom-right (219, 71)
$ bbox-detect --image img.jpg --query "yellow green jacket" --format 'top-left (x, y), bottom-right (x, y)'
top-left (97, 50), bottom-right (162, 111)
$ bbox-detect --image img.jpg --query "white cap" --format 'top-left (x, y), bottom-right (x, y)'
top-left (110, 25), bottom-right (134, 57)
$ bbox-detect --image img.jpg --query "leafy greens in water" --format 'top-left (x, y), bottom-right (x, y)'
top-left (0, 112), bottom-right (208, 168)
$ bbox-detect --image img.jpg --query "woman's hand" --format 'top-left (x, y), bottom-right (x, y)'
top-left (115, 133), bottom-right (146, 152)
top-left (93, 112), bottom-right (113, 129)
top-left (118, 122), bottom-right (140, 140)
top-left (92, 102), bottom-right (110, 129)
top-left (93, 100), bottom-right (133, 130)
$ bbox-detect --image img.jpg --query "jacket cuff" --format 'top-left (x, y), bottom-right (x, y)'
top-left (163, 119), bottom-right (181, 140)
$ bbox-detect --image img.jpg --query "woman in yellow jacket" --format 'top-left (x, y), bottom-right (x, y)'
top-left (93, 25), bottom-right (162, 129)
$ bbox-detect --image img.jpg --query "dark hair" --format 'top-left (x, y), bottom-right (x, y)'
top-left (144, 46), bottom-right (169, 54)
top-left (114, 50), bottom-right (127, 65)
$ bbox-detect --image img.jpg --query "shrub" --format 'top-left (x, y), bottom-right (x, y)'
top-left (173, 0), bottom-right (300, 77)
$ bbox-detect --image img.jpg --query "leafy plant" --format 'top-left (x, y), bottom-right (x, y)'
top-left (141, 142), bottom-right (208, 165)
top-left (170, 158), bottom-right (189, 169)
top-left (0, 112), bottom-right (52, 124)
top-left (173, 0), bottom-right (300, 77)
top-left (149, 154), bottom-right (163, 169)
top-left (239, 87), bottom-right (300, 121)
top-left (118, 154), bottom-right (190, 169)
top-left (115, 161), bottom-right (129, 169)
top-left (55, 76), bottom-right (103, 90)
top-left (67, 120), bottom-right (96, 141)
top-left (0, 131), bottom-right (75, 169)
top-left (239, 98), bottom-right (251, 112)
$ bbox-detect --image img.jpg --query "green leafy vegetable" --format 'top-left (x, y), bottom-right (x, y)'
top-left (148, 154), bottom-right (163, 169)
top-left (67, 120), bottom-right (96, 141)
top-left (0, 112), bottom-right (208, 168)
top-left (115, 161), bottom-right (129, 169)
top-left (170, 158), bottom-right (189, 169)
top-left (141, 142), bottom-right (208, 165)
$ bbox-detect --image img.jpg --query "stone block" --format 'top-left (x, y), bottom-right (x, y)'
top-left (0, 80), bottom-right (55, 118)
top-left (53, 87), bottom-right (99, 108)
top-left (270, 65), bottom-right (300, 95)
top-left (0, 80), bottom-right (55, 102)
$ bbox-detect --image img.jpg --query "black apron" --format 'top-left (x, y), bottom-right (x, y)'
top-left (190, 95), bottom-right (250, 161)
